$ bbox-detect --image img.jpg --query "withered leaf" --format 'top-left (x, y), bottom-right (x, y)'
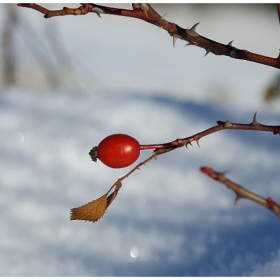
top-left (70, 181), bottom-right (122, 223)
top-left (70, 194), bottom-right (107, 222)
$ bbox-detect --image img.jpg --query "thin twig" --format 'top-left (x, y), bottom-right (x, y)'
top-left (200, 166), bottom-right (280, 218)
top-left (151, 113), bottom-right (280, 155)
top-left (70, 153), bottom-right (157, 222)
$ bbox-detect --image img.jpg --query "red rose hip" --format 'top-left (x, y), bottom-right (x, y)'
top-left (89, 134), bottom-right (140, 168)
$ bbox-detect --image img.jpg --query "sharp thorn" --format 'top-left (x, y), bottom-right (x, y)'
top-left (190, 22), bottom-right (199, 31)
top-left (234, 195), bottom-right (241, 207)
top-left (196, 139), bottom-right (200, 148)
top-left (184, 42), bottom-right (194, 47)
top-left (185, 141), bottom-right (193, 149)
top-left (186, 22), bottom-right (199, 37)
top-left (251, 112), bottom-right (259, 125)
top-left (173, 35), bottom-right (179, 47)
top-left (161, 13), bottom-right (166, 20)
top-left (204, 49), bottom-right (211, 56)
top-left (92, 7), bottom-right (104, 18)
top-left (227, 40), bottom-right (233, 46)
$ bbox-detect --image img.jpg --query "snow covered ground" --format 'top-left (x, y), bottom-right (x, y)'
top-left (1, 3), bottom-right (280, 277)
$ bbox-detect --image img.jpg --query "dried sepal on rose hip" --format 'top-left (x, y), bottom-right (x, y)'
top-left (89, 134), bottom-right (141, 168)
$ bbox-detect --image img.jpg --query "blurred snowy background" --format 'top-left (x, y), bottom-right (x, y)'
top-left (1, 3), bottom-right (280, 276)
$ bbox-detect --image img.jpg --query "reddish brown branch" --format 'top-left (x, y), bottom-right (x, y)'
top-left (200, 166), bottom-right (280, 218)
top-left (17, 3), bottom-right (280, 69)
top-left (148, 113), bottom-right (280, 155)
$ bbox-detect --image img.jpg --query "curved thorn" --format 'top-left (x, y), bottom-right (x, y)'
top-left (185, 141), bottom-right (193, 149)
top-left (227, 40), bottom-right (233, 46)
top-left (251, 112), bottom-right (259, 125)
top-left (234, 195), bottom-right (241, 207)
top-left (196, 139), bottom-right (200, 148)
top-left (204, 49), bottom-right (211, 56)
top-left (92, 7), bottom-right (104, 18)
top-left (173, 35), bottom-right (179, 47)
top-left (190, 22), bottom-right (199, 31)
top-left (184, 42), bottom-right (194, 47)
top-left (186, 22), bottom-right (199, 37)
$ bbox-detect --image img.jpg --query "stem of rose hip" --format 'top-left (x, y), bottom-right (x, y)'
top-left (139, 143), bottom-right (168, 150)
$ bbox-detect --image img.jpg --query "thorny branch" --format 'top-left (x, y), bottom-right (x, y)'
top-left (200, 166), bottom-right (280, 218)
top-left (139, 112), bottom-right (280, 154)
top-left (17, 3), bottom-right (280, 69)
top-left (70, 113), bottom-right (280, 222)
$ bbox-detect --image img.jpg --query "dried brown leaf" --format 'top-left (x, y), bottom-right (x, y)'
top-left (70, 194), bottom-right (107, 222)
